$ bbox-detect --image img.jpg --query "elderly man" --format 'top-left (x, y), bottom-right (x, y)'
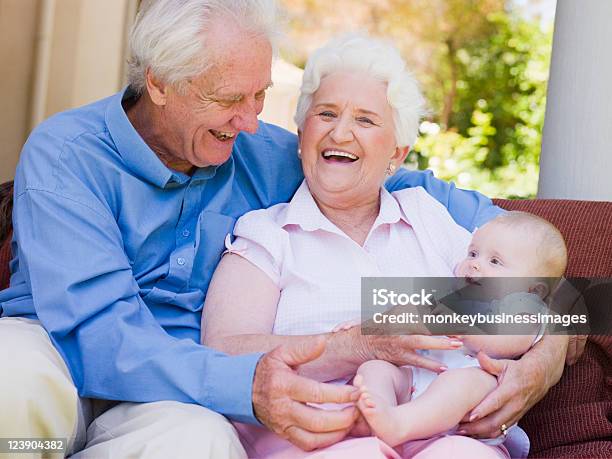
top-left (0, 0), bottom-right (579, 458)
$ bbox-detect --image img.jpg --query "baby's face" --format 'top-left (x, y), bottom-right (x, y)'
top-left (455, 221), bottom-right (536, 279)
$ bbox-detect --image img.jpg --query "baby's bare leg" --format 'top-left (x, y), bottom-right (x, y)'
top-left (354, 359), bottom-right (413, 406)
top-left (358, 367), bottom-right (496, 447)
top-left (353, 360), bottom-right (413, 441)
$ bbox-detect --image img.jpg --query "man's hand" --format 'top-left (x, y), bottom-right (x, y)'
top-left (348, 412), bottom-right (372, 437)
top-left (252, 337), bottom-right (359, 451)
top-left (457, 336), bottom-right (567, 438)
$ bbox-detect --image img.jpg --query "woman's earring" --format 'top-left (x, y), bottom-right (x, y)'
top-left (386, 162), bottom-right (397, 175)
top-left (297, 148), bottom-right (302, 158)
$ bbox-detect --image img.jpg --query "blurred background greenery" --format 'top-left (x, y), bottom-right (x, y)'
top-left (279, 0), bottom-right (554, 198)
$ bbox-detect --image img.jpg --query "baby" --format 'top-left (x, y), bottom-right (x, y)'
top-left (349, 211), bottom-right (568, 447)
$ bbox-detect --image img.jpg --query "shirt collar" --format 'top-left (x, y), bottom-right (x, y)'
top-left (105, 87), bottom-right (219, 188)
top-left (281, 180), bottom-right (410, 235)
top-left (375, 185), bottom-right (409, 227)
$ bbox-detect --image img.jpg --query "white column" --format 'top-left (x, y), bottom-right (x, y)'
top-left (45, 0), bottom-right (131, 117)
top-left (538, 0), bottom-right (612, 201)
top-left (30, 0), bottom-right (56, 131)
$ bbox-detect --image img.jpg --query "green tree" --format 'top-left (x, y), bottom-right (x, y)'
top-left (413, 12), bottom-right (552, 198)
top-left (453, 12), bottom-right (551, 170)
top-left (382, 0), bottom-right (505, 128)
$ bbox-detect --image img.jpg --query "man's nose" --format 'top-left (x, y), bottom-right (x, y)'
top-left (232, 101), bottom-right (260, 134)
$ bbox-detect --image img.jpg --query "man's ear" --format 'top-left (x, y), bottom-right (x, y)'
top-left (529, 282), bottom-right (550, 300)
top-left (145, 69), bottom-right (168, 107)
top-left (391, 146), bottom-right (410, 165)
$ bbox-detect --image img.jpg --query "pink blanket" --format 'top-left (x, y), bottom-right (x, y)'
top-left (234, 423), bottom-right (510, 459)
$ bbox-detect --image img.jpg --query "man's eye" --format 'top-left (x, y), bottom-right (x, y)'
top-left (255, 90), bottom-right (266, 101)
top-left (214, 99), bottom-right (237, 108)
top-left (215, 95), bottom-right (242, 107)
top-left (468, 250), bottom-right (477, 258)
top-left (490, 258), bottom-right (502, 265)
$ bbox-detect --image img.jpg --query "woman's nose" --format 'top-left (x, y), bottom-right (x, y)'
top-left (329, 117), bottom-right (354, 143)
top-left (470, 260), bottom-right (480, 272)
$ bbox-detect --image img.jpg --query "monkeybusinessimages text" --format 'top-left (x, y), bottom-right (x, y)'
top-left (369, 288), bottom-right (587, 328)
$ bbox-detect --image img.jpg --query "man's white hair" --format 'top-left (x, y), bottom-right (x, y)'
top-left (127, 0), bottom-right (281, 95)
top-left (294, 34), bottom-right (425, 148)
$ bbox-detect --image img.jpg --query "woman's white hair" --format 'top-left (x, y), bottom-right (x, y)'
top-left (294, 34), bottom-right (425, 148)
top-left (127, 0), bottom-right (282, 95)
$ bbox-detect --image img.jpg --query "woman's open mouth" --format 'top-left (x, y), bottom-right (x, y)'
top-left (321, 150), bottom-right (359, 163)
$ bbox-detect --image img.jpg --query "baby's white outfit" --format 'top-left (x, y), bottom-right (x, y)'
top-left (414, 291), bottom-right (548, 400)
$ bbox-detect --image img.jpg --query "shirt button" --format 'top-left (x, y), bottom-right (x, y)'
top-left (177, 257), bottom-right (186, 266)
top-left (182, 229), bottom-right (190, 237)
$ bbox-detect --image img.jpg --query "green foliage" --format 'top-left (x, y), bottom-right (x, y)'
top-left (413, 12), bottom-right (552, 198)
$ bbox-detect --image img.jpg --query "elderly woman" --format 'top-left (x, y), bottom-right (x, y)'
top-left (202, 35), bottom-right (567, 458)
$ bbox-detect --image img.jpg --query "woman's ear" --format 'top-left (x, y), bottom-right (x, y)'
top-left (529, 282), bottom-right (550, 300)
top-left (391, 146), bottom-right (410, 166)
top-left (145, 69), bottom-right (168, 107)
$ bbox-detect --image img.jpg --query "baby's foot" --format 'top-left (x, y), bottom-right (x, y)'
top-left (353, 375), bottom-right (409, 447)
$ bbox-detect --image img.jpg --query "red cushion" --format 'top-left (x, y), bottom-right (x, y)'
top-left (494, 199), bottom-right (612, 458)
top-left (0, 233), bottom-right (10, 291)
top-left (493, 199), bottom-right (612, 277)
top-left (0, 180), bottom-right (12, 291)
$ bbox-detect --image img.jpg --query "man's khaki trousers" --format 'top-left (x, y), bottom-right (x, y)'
top-left (0, 317), bottom-right (247, 458)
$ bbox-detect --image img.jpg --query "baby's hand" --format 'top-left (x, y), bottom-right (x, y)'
top-left (332, 319), bottom-right (361, 333)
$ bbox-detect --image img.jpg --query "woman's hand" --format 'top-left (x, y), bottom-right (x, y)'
top-left (565, 335), bottom-right (588, 365)
top-left (359, 328), bottom-right (465, 373)
top-left (252, 336), bottom-right (360, 451)
top-left (456, 352), bottom-right (548, 438)
top-left (457, 335), bottom-right (568, 438)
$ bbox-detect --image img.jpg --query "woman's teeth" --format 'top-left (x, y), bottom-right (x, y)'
top-left (210, 130), bottom-right (235, 141)
top-left (322, 150), bottom-right (359, 161)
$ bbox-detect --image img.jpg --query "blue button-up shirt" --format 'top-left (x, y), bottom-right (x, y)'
top-left (0, 88), bottom-right (502, 423)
